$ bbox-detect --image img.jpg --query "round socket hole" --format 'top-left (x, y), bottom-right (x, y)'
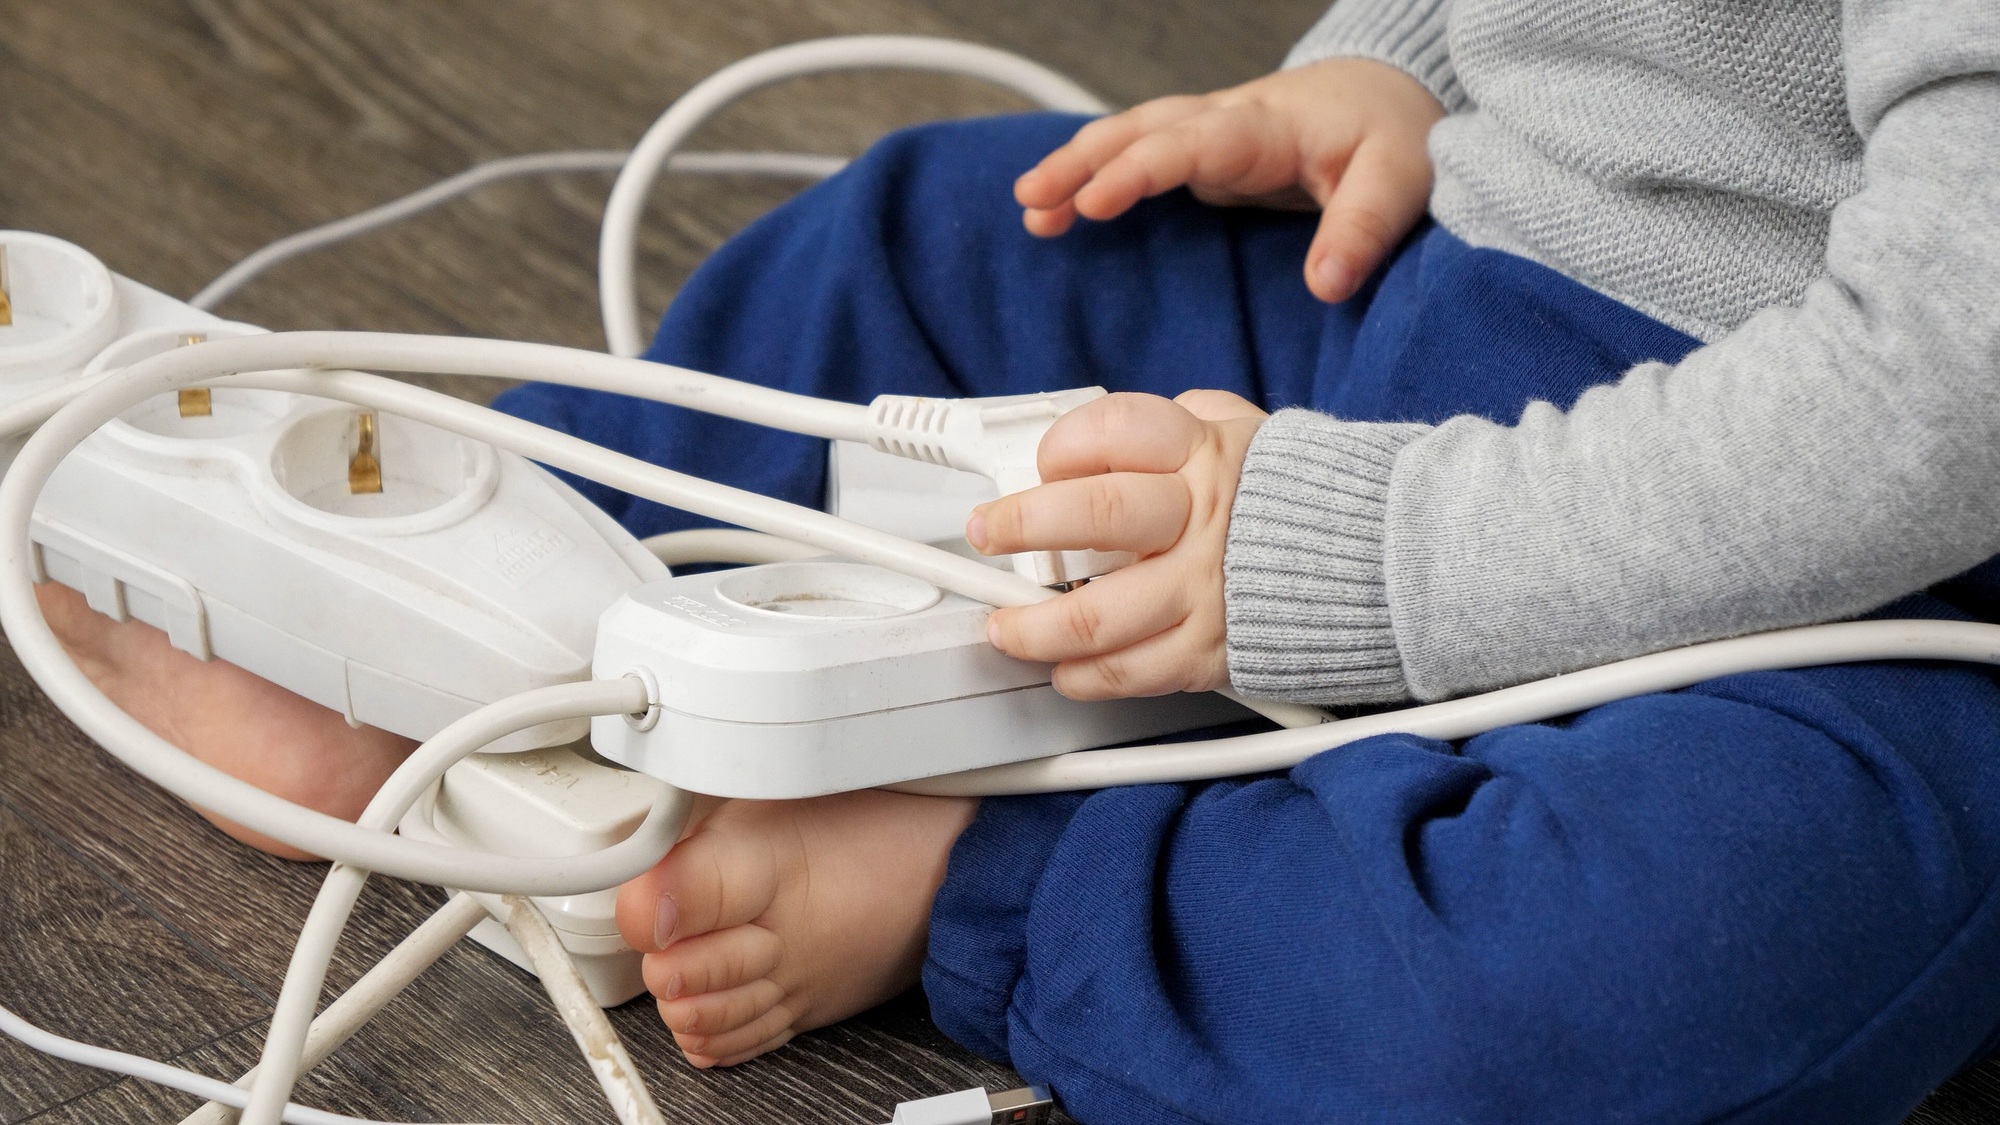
top-left (89, 326), bottom-right (289, 440)
top-left (715, 562), bottom-right (943, 620)
top-left (0, 231), bottom-right (119, 383)
top-left (271, 410), bottom-right (489, 520)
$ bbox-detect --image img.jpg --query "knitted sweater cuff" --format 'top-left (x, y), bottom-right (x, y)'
top-left (1284, 0), bottom-right (1467, 114)
top-left (1224, 410), bottom-right (1432, 706)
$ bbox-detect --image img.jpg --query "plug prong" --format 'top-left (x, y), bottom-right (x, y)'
top-left (349, 411), bottom-right (383, 494)
top-left (176, 334), bottom-right (212, 416)
top-left (0, 246), bottom-right (13, 327)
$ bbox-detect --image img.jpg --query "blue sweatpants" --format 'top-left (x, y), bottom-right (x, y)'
top-left (496, 115), bottom-right (2000, 1123)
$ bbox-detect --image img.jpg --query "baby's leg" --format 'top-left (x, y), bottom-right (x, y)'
top-left (612, 791), bottom-right (975, 1067)
top-left (36, 581), bottom-right (415, 859)
top-left (621, 613), bottom-right (2000, 1118)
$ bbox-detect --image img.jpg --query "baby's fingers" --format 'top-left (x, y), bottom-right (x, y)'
top-left (1018, 98), bottom-right (1207, 204)
top-left (986, 564), bottom-right (1186, 667)
top-left (1017, 97), bottom-right (1209, 230)
top-left (1305, 139), bottom-right (1433, 302)
top-left (969, 473), bottom-right (1191, 557)
top-left (1072, 103), bottom-right (1290, 222)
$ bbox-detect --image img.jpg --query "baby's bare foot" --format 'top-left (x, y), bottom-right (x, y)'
top-left (614, 790), bottom-right (978, 1067)
top-left (35, 581), bottom-right (417, 859)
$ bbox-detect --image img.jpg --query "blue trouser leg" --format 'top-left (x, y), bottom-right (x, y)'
top-left (929, 650), bottom-right (2000, 1123)
top-left (498, 114), bottom-right (2000, 1122)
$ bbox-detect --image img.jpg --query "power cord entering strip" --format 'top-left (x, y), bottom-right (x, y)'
top-left (888, 1085), bottom-right (1056, 1125)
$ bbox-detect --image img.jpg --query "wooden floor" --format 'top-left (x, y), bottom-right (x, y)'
top-left (3, 1), bottom-right (1999, 1123)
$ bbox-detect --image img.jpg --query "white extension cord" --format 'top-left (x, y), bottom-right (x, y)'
top-left (596, 34), bottom-right (1112, 358)
top-left (6, 30), bottom-right (1999, 1125)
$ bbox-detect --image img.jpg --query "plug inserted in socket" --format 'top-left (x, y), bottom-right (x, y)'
top-left (400, 744), bottom-right (667, 1006)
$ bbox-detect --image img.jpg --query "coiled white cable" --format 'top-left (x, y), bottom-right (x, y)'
top-left (599, 35), bottom-right (1112, 357)
top-left (18, 32), bottom-right (1996, 1125)
top-left (240, 678), bottom-right (682, 1125)
top-left (190, 148), bottom-right (846, 312)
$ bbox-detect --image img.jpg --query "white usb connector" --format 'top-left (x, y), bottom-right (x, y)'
top-left (867, 388), bottom-right (1135, 588)
top-left (888, 1084), bottom-right (1055, 1125)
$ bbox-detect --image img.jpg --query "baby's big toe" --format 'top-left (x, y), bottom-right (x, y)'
top-left (615, 808), bottom-right (786, 953)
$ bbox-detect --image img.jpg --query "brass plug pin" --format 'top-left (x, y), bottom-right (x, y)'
top-left (348, 411), bottom-right (383, 494)
top-left (0, 246), bottom-right (13, 328)
top-left (176, 334), bottom-right (212, 416)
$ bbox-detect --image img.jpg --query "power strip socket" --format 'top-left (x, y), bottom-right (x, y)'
top-left (1, 230), bottom-right (665, 747)
top-left (593, 558), bottom-right (1248, 797)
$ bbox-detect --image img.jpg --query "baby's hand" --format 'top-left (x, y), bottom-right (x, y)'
top-left (1015, 58), bottom-right (1444, 303)
top-left (968, 390), bottom-right (1267, 700)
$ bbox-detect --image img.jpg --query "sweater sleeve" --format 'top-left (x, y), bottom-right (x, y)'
top-left (1285, 0), bottom-right (1466, 113)
top-left (1226, 2), bottom-right (2000, 705)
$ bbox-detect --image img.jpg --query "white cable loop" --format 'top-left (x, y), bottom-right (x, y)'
top-left (191, 148), bottom-right (846, 311)
top-left (600, 35), bottom-right (1112, 357)
top-left (240, 679), bottom-right (693, 1125)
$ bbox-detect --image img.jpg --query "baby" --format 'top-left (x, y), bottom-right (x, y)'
top-left (46, 0), bottom-right (2000, 1120)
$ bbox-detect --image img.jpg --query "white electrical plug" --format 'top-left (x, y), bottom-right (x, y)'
top-left (8, 231), bottom-right (668, 749)
top-left (888, 1085), bottom-right (1055, 1125)
top-left (866, 388), bottom-right (1136, 587)
top-left (400, 744), bottom-right (667, 1005)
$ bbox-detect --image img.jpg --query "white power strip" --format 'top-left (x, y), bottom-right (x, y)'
top-left (0, 227), bottom-right (1249, 1011)
top-left (593, 557), bottom-right (1248, 797)
top-left (2, 230), bottom-right (665, 749)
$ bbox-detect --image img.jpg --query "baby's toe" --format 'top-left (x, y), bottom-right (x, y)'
top-left (641, 924), bottom-right (783, 1000)
top-left (616, 814), bottom-right (784, 953)
top-left (660, 976), bottom-right (785, 1038)
top-left (677, 1003), bottom-right (800, 1068)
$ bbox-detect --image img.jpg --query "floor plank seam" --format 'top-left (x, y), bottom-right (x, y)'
top-left (0, 788), bottom-right (279, 1007)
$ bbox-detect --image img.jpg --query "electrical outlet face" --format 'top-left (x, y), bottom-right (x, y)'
top-left (0, 232), bottom-right (666, 748)
top-left (592, 559), bottom-right (1247, 797)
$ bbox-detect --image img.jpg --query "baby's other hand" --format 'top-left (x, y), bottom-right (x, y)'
top-left (968, 390), bottom-right (1267, 701)
top-left (1014, 58), bottom-right (1444, 303)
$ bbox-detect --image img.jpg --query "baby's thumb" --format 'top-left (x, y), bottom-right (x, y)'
top-left (1304, 143), bottom-right (1431, 303)
top-left (1174, 388), bottom-right (1267, 422)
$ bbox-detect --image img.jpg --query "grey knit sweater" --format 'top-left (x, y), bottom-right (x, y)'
top-left (1222, 0), bottom-right (2000, 704)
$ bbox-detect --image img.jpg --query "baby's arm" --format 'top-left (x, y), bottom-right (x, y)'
top-left (1015, 57), bottom-right (1443, 303)
top-left (995, 4), bottom-right (2000, 709)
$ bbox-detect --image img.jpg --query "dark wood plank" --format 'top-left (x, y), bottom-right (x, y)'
top-left (0, 802), bottom-right (271, 1117)
top-left (15, 1021), bottom-right (416, 1125)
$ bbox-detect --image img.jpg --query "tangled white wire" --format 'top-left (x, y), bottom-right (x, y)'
top-left (10, 30), bottom-right (2000, 1125)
